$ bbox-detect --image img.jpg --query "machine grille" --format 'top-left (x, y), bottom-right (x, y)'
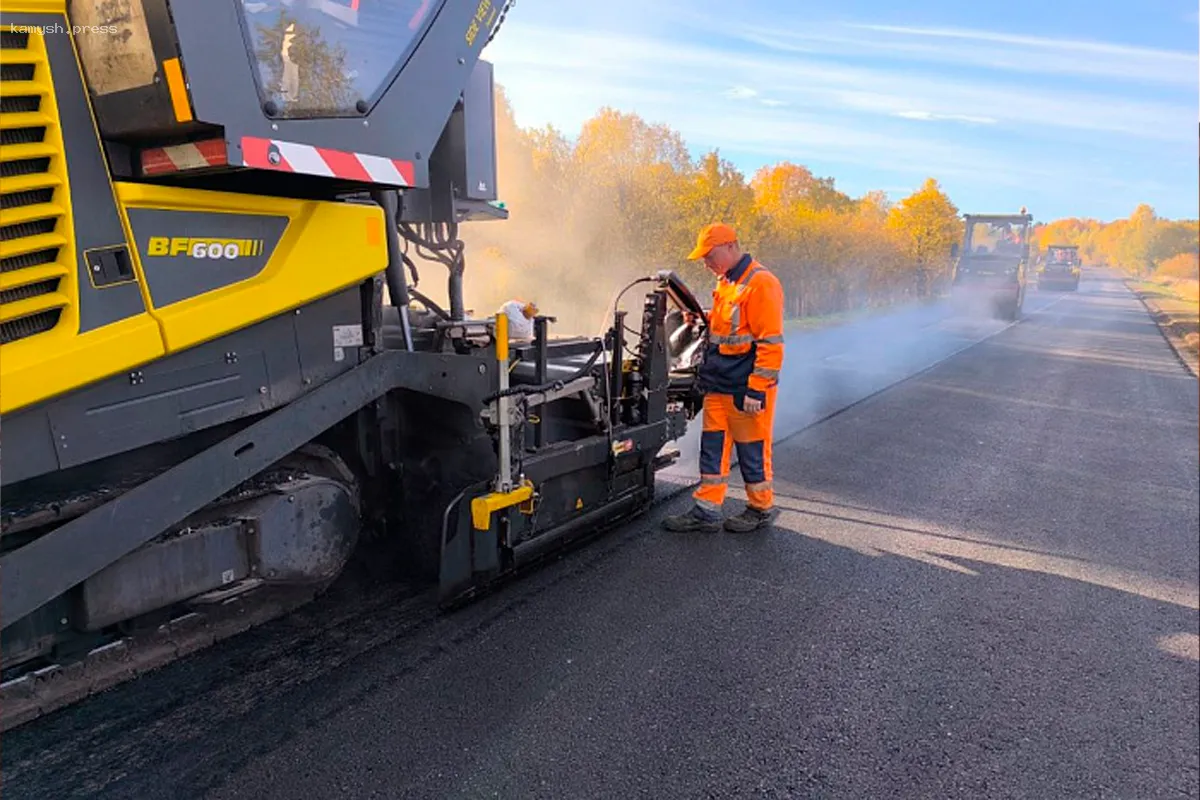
top-left (0, 28), bottom-right (73, 346)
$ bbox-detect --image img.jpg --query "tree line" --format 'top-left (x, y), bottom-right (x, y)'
top-left (455, 87), bottom-right (1197, 334)
top-left (1033, 210), bottom-right (1198, 282)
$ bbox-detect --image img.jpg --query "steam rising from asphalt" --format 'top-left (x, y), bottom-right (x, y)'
top-left (455, 226), bottom-right (641, 338)
top-left (657, 289), bottom-right (1017, 488)
top-left (410, 213), bottom-right (1023, 492)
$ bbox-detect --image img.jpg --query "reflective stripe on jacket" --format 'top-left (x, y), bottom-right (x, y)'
top-left (697, 254), bottom-right (785, 401)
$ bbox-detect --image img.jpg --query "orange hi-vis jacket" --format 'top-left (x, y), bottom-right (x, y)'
top-left (698, 254), bottom-right (785, 404)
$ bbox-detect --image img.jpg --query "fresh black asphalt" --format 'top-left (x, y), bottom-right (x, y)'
top-left (3, 270), bottom-right (1196, 799)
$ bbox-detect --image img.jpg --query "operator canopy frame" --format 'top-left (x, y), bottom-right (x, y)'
top-left (963, 214), bottom-right (1032, 257)
top-left (68, 0), bottom-right (507, 189)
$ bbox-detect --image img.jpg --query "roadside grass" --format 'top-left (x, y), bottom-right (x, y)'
top-left (1131, 278), bottom-right (1200, 306)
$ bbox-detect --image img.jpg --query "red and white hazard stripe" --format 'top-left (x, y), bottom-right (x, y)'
top-left (240, 136), bottom-right (416, 187)
top-left (140, 139), bottom-right (228, 175)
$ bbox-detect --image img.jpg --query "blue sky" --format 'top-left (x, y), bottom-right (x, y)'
top-left (480, 0), bottom-right (1199, 223)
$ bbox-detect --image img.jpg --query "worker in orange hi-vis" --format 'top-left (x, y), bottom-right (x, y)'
top-left (663, 222), bottom-right (786, 533)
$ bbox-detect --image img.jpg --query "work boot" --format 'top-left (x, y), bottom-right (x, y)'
top-left (723, 506), bottom-right (777, 533)
top-left (662, 504), bottom-right (722, 533)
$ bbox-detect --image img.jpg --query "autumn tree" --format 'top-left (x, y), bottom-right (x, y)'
top-left (454, 85), bottom-right (1194, 327)
top-left (672, 150), bottom-right (761, 287)
top-left (252, 14), bottom-right (354, 114)
top-left (1034, 217), bottom-right (1096, 251)
top-left (1157, 252), bottom-right (1200, 281)
top-left (886, 179), bottom-right (961, 297)
top-left (1120, 204), bottom-right (1160, 275)
top-left (858, 190), bottom-right (893, 221)
top-left (1150, 220), bottom-right (1198, 265)
top-left (751, 162), bottom-right (853, 216)
top-left (1032, 210), bottom-right (1196, 272)
top-left (455, 87), bottom-right (605, 331)
top-left (571, 107), bottom-right (694, 275)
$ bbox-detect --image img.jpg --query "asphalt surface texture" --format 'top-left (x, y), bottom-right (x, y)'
top-left (3, 269), bottom-right (1197, 799)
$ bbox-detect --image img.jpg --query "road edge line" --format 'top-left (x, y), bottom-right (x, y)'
top-left (1123, 279), bottom-right (1199, 379)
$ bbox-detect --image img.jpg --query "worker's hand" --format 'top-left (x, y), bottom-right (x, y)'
top-left (743, 396), bottom-right (763, 414)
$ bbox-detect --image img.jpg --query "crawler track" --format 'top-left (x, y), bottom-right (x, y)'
top-left (1, 453), bottom-right (694, 733)
top-left (1, 582), bottom-right (328, 731)
top-left (0, 445), bottom-right (370, 732)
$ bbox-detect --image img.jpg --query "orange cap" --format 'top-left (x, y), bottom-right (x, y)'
top-left (687, 222), bottom-right (737, 260)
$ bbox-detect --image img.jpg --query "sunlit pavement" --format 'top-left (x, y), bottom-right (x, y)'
top-left (5, 270), bottom-right (1196, 799)
top-left (659, 281), bottom-right (1067, 487)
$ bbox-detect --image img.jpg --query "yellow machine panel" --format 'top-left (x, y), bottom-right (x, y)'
top-left (114, 183), bottom-right (389, 354)
top-left (0, 11), bottom-right (164, 415)
top-left (0, 9), bottom-right (387, 414)
top-left (3, 0), bottom-right (69, 13)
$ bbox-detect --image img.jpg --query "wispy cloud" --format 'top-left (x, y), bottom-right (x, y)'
top-left (893, 111), bottom-right (997, 125)
top-left (636, 0), bottom-right (1197, 89)
top-left (486, 28), bottom-right (1061, 190)
top-left (843, 22), bottom-right (1197, 84)
top-left (852, 22), bottom-right (1185, 57)
top-left (724, 86), bottom-right (758, 100)
top-left (722, 85), bottom-right (792, 108)
top-left (735, 25), bottom-right (1194, 89)
top-left (487, 23), bottom-right (1193, 144)
top-left (480, 2), bottom-right (1199, 217)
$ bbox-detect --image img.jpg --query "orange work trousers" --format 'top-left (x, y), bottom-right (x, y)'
top-left (693, 385), bottom-right (777, 513)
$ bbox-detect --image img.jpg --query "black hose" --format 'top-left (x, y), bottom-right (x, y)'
top-left (401, 249), bottom-right (420, 287)
top-left (408, 287), bottom-right (451, 320)
top-left (448, 259), bottom-right (465, 321)
top-left (397, 221), bottom-right (467, 321)
top-left (401, 222), bottom-right (457, 253)
top-left (595, 276), bottom-right (658, 356)
top-left (373, 189), bottom-right (410, 309)
top-left (613, 277), bottom-right (656, 317)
